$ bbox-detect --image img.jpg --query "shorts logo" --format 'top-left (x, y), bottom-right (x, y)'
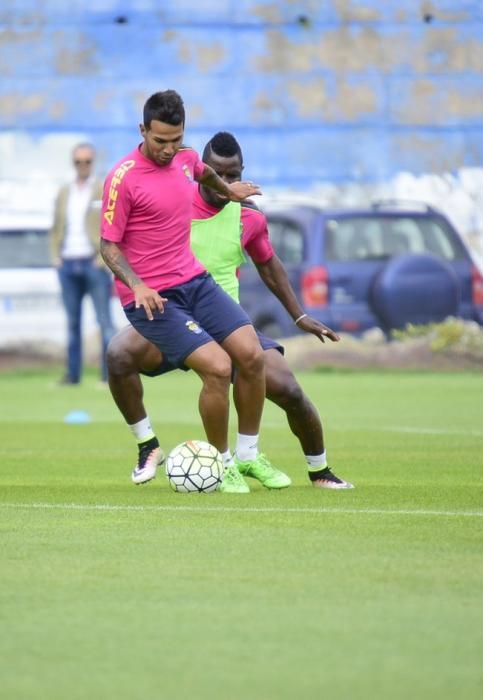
top-left (185, 320), bottom-right (202, 334)
top-left (104, 159), bottom-right (136, 226)
top-left (182, 164), bottom-right (193, 181)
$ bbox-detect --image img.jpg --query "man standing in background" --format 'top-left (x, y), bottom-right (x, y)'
top-left (50, 143), bottom-right (115, 384)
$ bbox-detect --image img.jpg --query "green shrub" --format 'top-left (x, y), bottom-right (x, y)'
top-left (392, 318), bottom-right (483, 353)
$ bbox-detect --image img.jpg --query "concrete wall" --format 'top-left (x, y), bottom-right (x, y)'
top-left (0, 0), bottom-right (482, 231)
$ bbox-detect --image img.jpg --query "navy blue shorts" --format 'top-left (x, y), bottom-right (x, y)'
top-left (257, 332), bottom-right (284, 356)
top-left (124, 272), bottom-right (252, 369)
top-left (140, 329), bottom-right (284, 378)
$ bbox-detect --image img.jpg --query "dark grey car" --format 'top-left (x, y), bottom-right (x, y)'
top-left (239, 200), bottom-right (483, 337)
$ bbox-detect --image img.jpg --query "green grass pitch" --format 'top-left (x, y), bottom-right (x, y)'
top-left (1, 367), bottom-right (482, 699)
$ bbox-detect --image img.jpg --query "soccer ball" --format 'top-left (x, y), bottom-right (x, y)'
top-left (165, 440), bottom-right (224, 493)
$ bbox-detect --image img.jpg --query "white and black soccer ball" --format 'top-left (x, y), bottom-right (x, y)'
top-left (165, 440), bottom-right (224, 493)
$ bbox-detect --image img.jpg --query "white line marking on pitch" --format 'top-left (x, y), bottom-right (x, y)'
top-left (0, 503), bottom-right (482, 517)
top-left (380, 426), bottom-right (483, 436)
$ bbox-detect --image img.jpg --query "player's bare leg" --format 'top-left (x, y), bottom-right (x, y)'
top-left (221, 325), bottom-right (265, 435)
top-left (184, 341), bottom-right (232, 452)
top-left (185, 341), bottom-right (249, 493)
top-left (223, 327), bottom-right (291, 489)
top-left (107, 326), bottom-right (165, 484)
top-left (264, 348), bottom-right (353, 490)
top-left (107, 325), bottom-right (161, 424)
top-left (264, 349), bottom-right (324, 454)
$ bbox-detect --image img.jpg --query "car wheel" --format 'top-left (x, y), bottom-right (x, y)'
top-left (371, 253), bottom-right (460, 331)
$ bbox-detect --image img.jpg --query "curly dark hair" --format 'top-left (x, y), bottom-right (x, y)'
top-left (202, 131), bottom-right (243, 165)
top-left (143, 90), bottom-right (185, 128)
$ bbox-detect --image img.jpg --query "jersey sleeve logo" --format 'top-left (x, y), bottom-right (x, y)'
top-left (104, 159), bottom-right (136, 226)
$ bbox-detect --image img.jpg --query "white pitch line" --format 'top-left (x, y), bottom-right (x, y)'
top-left (0, 502), bottom-right (482, 518)
top-left (380, 426), bottom-right (483, 436)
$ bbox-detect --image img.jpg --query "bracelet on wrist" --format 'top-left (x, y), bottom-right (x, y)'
top-left (294, 313), bottom-right (308, 326)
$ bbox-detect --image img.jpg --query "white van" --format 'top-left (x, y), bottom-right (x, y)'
top-left (0, 215), bottom-right (125, 349)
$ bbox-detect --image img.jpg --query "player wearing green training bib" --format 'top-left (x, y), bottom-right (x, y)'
top-left (190, 200), bottom-right (245, 303)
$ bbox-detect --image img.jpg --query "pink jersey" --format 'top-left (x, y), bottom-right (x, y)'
top-left (101, 145), bottom-right (206, 306)
top-left (191, 188), bottom-right (274, 264)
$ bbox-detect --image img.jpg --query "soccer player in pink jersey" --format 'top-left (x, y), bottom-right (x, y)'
top-left (100, 90), bottom-right (287, 493)
top-left (106, 131), bottom-right (354, 490)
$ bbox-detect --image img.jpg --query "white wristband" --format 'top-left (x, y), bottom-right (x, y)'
top-left (294, 313), bottom-right (308, 326)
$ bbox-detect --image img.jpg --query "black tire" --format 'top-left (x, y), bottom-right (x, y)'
top-left (371, 253), bottom-right (459, 331)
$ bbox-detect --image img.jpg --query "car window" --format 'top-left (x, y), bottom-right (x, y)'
top-left (266, 218), bottom-right (304, 264)
top-left (0, 229), bottom-right (51, 268)
top-left (325, 216), bottom-right (466, 262)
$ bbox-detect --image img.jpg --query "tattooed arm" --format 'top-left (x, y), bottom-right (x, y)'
top-left (100, 238), bottom-right (141, 289)
top-left (100, 239), bottom-right (167, 320)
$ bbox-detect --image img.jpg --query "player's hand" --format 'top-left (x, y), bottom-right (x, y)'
top-left (296, 315), bottom-right (340, 343)
top-left (227, 181), bottom-right (262, 202)
top-left (133, 283), bottom-right (168, 321)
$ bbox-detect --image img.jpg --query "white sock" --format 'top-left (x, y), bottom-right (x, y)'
top-left (306, 452), bottom-right (328, 471)
top-left (220, 449), bottom-right (235, 467)
top-left (235, 433), bottom-right (259, 461)
top-left (128, 417), bottom-right (155, 444)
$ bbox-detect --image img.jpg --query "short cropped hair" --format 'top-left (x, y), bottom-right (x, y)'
top-left (143, 90), bottom-right (185, 128)
top-left (202, 131), bottom-right (243, 166)
top-left (72, 142), bottom-right (95, 157)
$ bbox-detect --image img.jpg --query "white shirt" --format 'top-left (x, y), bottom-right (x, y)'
top-left (61, 177), bottom-right (95, 259)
